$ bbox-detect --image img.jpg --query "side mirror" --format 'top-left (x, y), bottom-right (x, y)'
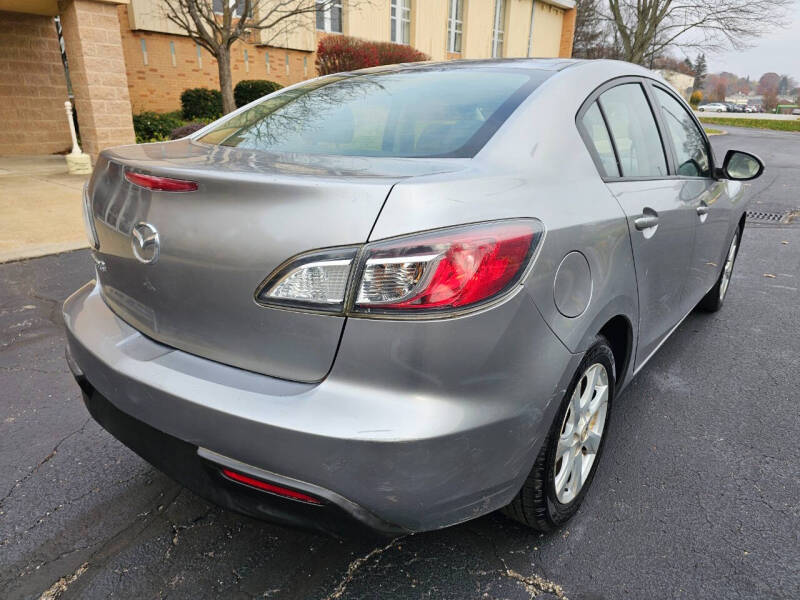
top-left (717, 150), bottom-right (764, 181)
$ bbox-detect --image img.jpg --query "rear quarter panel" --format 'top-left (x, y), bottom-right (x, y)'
top-left (370, 62), bottom-right (642, 386)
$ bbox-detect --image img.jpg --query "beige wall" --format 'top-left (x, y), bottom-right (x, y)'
top-left (411, 0), bottom-right (447, 61)
top-left (462, 0), bottom-right (494, 58)
top-left (345, 0), bottom-right (390, 41)
top-left (531, 1), bottom-right (564, 57)
top-left (506, 0), bottom-right (532, 57)
top-left (0, 10), bottom-right (72, 155)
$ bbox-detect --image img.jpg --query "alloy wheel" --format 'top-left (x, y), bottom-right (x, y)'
top-left (554, 363), bottom-right (609, 504)
top-left (719, 232), bottom-right (739, 302)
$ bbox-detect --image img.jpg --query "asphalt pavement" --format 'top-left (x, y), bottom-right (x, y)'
top-left (1, 126), bottom-right (798, 599)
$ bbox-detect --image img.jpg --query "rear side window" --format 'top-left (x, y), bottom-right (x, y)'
top-left (654, 87), bottom-right (711, 177)
top-left (198, 68), bottom-right (549, 158)
top-left (598, 84), bottom-right (667, 178)
top-left (579, 102), bottom-right (619, 177)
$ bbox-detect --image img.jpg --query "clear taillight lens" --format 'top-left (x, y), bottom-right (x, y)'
top-left (255, 247), bottom-right (358, 312)
top-left (353, 220), bottom-right (542, 314)
top-left (82, 183), bottom-right (99, 250)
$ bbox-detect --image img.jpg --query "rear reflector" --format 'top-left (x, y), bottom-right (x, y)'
top-left (221, 468), bottom-right (322, 505)
top-left (124, 170), bottom-right (198, 192)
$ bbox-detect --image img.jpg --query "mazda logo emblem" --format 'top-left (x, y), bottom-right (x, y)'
top-left (131, 222), bottom-right (160, 264)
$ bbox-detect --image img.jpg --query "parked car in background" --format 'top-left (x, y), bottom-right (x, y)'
top-left (698, 102), bottom-right (728, 112)
top-left (792, 108), bottom-right (800, 115)
top-left (745, 105), bottom-right (758, 113)
top-left (64, 59), bottom-right (765, 537)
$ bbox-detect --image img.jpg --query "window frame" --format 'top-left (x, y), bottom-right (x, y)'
top-left (648, 81), bottom-right (716, 180)
top-left (316, 0), bottom-right (343, 33)
top-left (447, 0), bottom-right (464, 54)
top-left (576, 76), bottom-right (675, 182)
top-left (391, 0), bottom-right (411, 45)
top-left (491, 0), bottom-right (506, 58)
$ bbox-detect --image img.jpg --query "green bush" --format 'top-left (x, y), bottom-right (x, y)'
top-left (132, 111), bottom-right (184, 143)
top-left (169, 122), bottom-right (207, 140)
top-left (234, 79), bottom-right (283, 107)
top-left (180, 88), bottom-right (223, 120)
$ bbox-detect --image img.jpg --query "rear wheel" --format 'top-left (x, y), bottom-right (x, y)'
top-left (698, 228), bottom-right (740, 312)
top-left (502, 338), bottom-right (615, 531)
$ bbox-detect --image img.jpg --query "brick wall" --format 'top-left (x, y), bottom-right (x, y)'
top-left (58, 0), bottom-right (136, 158)
top-left (119, 6), bottom-right (315, 114)
top-left (558, 7), bottom-right (576, 58)
top-left (0, 11), bottom-right (72, 156)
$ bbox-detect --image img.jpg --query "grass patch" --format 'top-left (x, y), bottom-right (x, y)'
top-left (698, 117), bottom-right (800, 132)
top-left (704, 127), bottom-right (724, 135)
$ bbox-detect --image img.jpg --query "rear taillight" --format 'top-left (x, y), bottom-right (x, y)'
top-left (353, 221), bottom-right (541, 315)
top-left (124, 170), bottom-right (198, 192)
top-left (255, 220), bottom-right (543, 317)
top-left (221, 469), bottom-right (322, 505)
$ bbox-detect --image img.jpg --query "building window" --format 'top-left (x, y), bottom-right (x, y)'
top-left (140, 38), bottom-right (148, 66)
top-left (285, 53), bottom-right (290, 75)
top-left (447, 0), bottom-right (463, 53)
top-left (492, 0), bottom-right (506, 57)
top-left (390, 0), bottom-right (410, 44)
top-left (265, 51), bottom-right (270, 74)
top-left (196, 43), bottom-right (203, 67)
top-left (303, 55), bottom-right (308, 77)
top-left (316, 0), bottom-right (342, 33)
top-left (244, 48), bottom-right (249, 72)
top-left (213, 0), bottom-right (247, 17)
top-left (169, 41), bottom-right (176, 67)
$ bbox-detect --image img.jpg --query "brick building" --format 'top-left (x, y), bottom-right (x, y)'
top-left (0, 0), bottom-right (576, 158)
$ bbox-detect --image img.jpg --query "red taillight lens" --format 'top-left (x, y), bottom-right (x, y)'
top-left (221, 468), bottom-right (322, 505)
top-left (354, 220), bottom-right (542, 314)
top-left (124, 170), bottom-right (198, 192)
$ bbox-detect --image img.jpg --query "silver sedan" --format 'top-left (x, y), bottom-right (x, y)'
top-left (64, 59), bottom-right (764, 536)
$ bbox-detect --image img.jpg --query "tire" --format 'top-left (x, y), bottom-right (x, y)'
top-left (502, 337), bottom-right (615, 532)
top-left (698, 107), bottom-right (705, 112)
top-left (698, 228), bottom-right (741, 312)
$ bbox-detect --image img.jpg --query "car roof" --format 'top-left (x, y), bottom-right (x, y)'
top-left (342, 58), bottom-right (587, 77)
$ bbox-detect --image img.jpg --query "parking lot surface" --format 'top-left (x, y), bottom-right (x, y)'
top-left (1, 127), bottom-right (798, 599)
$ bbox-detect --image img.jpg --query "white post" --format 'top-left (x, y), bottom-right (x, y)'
top-left (65, 100), bottom-right (81, 155)
top-left (64, 99), bottom-right (92, 174)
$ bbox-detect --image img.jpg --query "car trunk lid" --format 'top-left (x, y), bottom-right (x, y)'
top-left (88, 139), bottom-right (463, 381)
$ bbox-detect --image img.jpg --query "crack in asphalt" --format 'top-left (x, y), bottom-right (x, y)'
top-left (0, 417), bottom-right (91, 506)
top-left (321, 537), bottom-right (406, 600)
top-left (0, 470), bottom-right (153, 548)
top-left (37, 561), bottom-right (88, 600)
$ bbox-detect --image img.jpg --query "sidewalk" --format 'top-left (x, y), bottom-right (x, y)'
top-left (0, 155), bottom-right (89, 263)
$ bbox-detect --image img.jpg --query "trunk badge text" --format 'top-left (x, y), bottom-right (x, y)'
top-left (131, 222), bottom-right (160, 265)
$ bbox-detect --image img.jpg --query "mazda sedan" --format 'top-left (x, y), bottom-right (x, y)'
top-left (64, 59), bottom-right (763, 536)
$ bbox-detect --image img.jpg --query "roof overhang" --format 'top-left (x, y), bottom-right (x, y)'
top-left (0, 0), bottom-right (127, 17)
top-left (542, 0), bottom-right (576, 9)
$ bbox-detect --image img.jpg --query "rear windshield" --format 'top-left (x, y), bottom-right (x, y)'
top-left (197, 68), bottom-right (549, 158)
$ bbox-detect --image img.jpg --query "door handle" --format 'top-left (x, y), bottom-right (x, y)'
top-left (634, 214), bottom-right (659, 230)
top-left (696, 205), bottom-right (709, 216)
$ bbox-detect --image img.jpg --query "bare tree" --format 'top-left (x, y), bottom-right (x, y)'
top-left (600, 0), bottom-right (792, 66)
top-left (162, 0), bottom-right (343, 114)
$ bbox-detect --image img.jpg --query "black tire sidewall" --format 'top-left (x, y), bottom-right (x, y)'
top-left (543, 339), bottom-right (615, 526)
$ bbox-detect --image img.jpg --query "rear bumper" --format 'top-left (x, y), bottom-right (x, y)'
top-left (64, 280), bottom-right (578, 534)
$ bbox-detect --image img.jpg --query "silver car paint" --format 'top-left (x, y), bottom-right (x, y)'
top-left (64, 59), bottom-right (751, 531)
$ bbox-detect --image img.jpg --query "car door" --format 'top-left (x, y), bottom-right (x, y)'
top-left (578, 79), bottom-right (695, 369)
top-left (649, 84), bottom-right (732, 304)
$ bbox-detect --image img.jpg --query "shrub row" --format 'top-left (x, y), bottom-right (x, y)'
top-left (315, 35), bottom-right (429, 76)
top-left (134, 79), bottom-right (283, 143)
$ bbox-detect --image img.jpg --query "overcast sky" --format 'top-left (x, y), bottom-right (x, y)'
top-left (704, 1), bottom-right (800, 81)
